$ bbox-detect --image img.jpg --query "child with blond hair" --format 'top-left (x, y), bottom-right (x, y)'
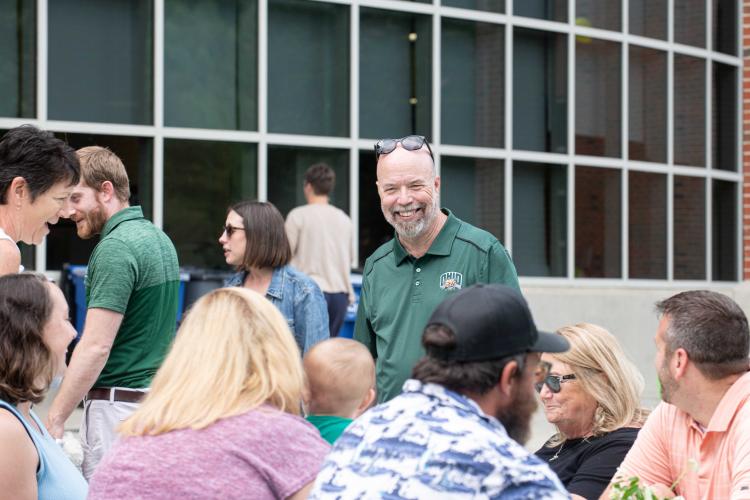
top-left (303, 338), bottom-right (376, 444)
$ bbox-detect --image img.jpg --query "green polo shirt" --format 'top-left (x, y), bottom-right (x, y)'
top-left (85, 206), bottom-right (180, 388)
top-left (354, 209), bottom-right (519, 403)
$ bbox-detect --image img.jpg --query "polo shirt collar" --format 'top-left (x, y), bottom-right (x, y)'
top-left (706, 371), bottom-right (750, 432)
top-left (392, 209), bottom-right (460, 266)
top-left (266, 266), bottom-right (286, 300)
top-left (101, 206), bottom-right (143, 238)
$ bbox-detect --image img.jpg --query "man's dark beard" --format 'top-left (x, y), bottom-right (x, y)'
top-left (79, 204), bottom-right (108, 239)
top-left (496, 385), bottom-right (537, 444)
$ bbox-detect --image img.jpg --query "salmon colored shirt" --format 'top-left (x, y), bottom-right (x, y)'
top-left (618, 372), bottom-right (750, 499)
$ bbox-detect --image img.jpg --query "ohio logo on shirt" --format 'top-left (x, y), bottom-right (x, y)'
top-left (439, 272), bottom-right (463, 290)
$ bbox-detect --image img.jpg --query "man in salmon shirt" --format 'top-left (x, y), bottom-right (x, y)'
top-left (601, 290), bottom-right (750, 499)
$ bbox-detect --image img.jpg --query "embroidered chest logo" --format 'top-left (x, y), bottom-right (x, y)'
top-left (439, 272), bottom-right (463, 290)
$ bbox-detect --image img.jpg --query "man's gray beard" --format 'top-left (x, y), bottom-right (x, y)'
top-left (388, 196), bottom-right (440, 240)
top-left (393, 217), bottom-right (427, 239)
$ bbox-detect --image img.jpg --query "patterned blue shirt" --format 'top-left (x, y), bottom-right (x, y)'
top-left (309, 380), bottom-right (569, 500)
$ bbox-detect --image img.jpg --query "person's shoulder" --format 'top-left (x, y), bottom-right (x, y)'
top-left (451, 213), bottom-right (502, 252)
top-left (0, 408), bottom-right (36, 461)
top-left (285, 265), bottom-right (321, 290)
top-left (362, 239), bottom-right (396, 275)
top-left (90, 235), bottom-right (132, 263)
top-left (236, 407), bottom-right (327, 443)
top-left (286, 205), bottom-right (310, 223)
top-left (583, 427), bottom-right (641, 456)
top-left (0, 239), bottom-right (21, 267)
top-left (0, 409), bottom-right (38, 490)
top-left (598, 426), bottom-right (641, 443)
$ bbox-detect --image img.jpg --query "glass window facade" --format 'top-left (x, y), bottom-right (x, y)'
top-left (267, 146), bottom-right (349, 217)
top-left (442, 19), bottom-right (504, 148)
top-left (48, 0), bottom-right (153, 124)
top-left (513, 162), bottom-right (567, 277)
top-left (441, 156), bottom-right (504, 240)
top-left (629, 46), bottom-right (667, 163)
top-left (674, 55), bottom-right (706, 167)
top-left (514, 28), bottom-right (567, 153)
top-left (630, 0), bottom-right (667, 40)
top-left (575, 166), bottom-right (621, 278)
top-left (0, 0), bottom-right (35, 118)
top-left (268, 0), bottom-right (349, 136)
top-left (674, 176), bottom-right (706, 280)
top-left (165, 0), bottom-right (257, 130)
top-left (0, 1), bottom-right (740, 283)
top-left (360, 8), bottom-right (431, 139)
top-left (164, 139), bottom-right (257, 269)
top-left (628, 171), bottom-right (667, 279)
top-left (576, 38), bottom-right (621, 158)
top-left (576, 0), bottom-right (621, 32)
top-left (515, 0), bottom-right (566, 22)
top-left (675, 0), bottom-right (706, 47)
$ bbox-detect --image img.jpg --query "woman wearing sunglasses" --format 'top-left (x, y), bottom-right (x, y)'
top-left (220, 200), bottom-right (329, 355)
top-left (534, 323), bottom-right (649, 500)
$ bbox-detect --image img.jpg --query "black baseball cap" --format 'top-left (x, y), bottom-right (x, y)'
top-left (425, 284), bottom-right (569, 362)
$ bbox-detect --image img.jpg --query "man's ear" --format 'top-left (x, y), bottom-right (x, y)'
top-left (97, 181), bottom-right (116, 203)
top-left (497, 360), bottom-right (520, 399)
top-left (434, 175), bottom-right (441, 193)
top-left (673, 348), bottom-right (690, 380)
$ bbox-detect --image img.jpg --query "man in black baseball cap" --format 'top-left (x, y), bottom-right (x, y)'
top-left (308, 285), bottom-right (570, 499)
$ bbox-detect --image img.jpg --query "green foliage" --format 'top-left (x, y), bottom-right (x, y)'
top-left (610, 476), bottom-right (665, 500)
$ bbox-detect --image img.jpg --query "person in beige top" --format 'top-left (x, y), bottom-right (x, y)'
top-left (286, 163), bottom-right (354, 337)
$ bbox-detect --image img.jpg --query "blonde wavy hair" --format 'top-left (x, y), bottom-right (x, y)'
top-left (546, 323), bottom-right (649, 447)
top-left (119, 287), bottom-right (304, 436)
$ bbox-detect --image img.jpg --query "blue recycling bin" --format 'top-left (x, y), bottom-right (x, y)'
top-left (339, 273), bottom-right (362, 339)
top-left (67, 265), bottom-right (88, 338)
top-left (66, 265), bottom-right (189, 336)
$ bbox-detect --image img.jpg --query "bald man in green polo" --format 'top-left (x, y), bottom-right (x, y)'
top-left (354, 135), bottom-right (520, 403)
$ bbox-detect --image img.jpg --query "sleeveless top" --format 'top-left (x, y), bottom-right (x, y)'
top-left (0, 400), bottom-right (88, 499)
top-left (0, 227), bottom-right (24, 272)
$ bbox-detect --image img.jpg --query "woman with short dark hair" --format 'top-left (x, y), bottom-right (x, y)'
top-left (0, 126), bottom-right (80, 275)
top-left (220, 200), bottom-right (329, 354)
top-left (0, 273), bottom-right (87, 499)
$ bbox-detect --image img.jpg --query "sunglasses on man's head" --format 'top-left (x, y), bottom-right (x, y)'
top-left (535, 373), bottom-right (577, 394)
top-left (374, 135), bottom-right (434, 162)
top-left (222, 224), bottom-right (245, 237)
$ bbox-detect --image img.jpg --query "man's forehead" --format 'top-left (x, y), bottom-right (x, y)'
top-left (71, 181), bottom-right (94, 195)
top-left (376, 149), bottom-right (434, 180)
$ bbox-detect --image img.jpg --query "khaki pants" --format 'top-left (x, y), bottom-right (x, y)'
top-left (79, 395), bottom-right (141, 481)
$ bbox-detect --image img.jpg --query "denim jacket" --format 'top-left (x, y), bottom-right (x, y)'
top-left (224, 265), bottom-right (329, 354)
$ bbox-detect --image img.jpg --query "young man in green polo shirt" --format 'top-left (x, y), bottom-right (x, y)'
top-left (354, 135), bottom-right (520, 403)
top-left (46, 146), bottom-right (179, 480)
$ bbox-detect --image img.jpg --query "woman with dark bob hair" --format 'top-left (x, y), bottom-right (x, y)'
top-left (0, 273), bottom-right (87, 498)
top-left (220, 200), bottom-right (329, 354)
top-left (0, 126), bottom-right (80, 275)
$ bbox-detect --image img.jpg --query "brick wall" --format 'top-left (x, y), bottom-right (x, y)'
top-left (743, 0), bottom-right (750, 279)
